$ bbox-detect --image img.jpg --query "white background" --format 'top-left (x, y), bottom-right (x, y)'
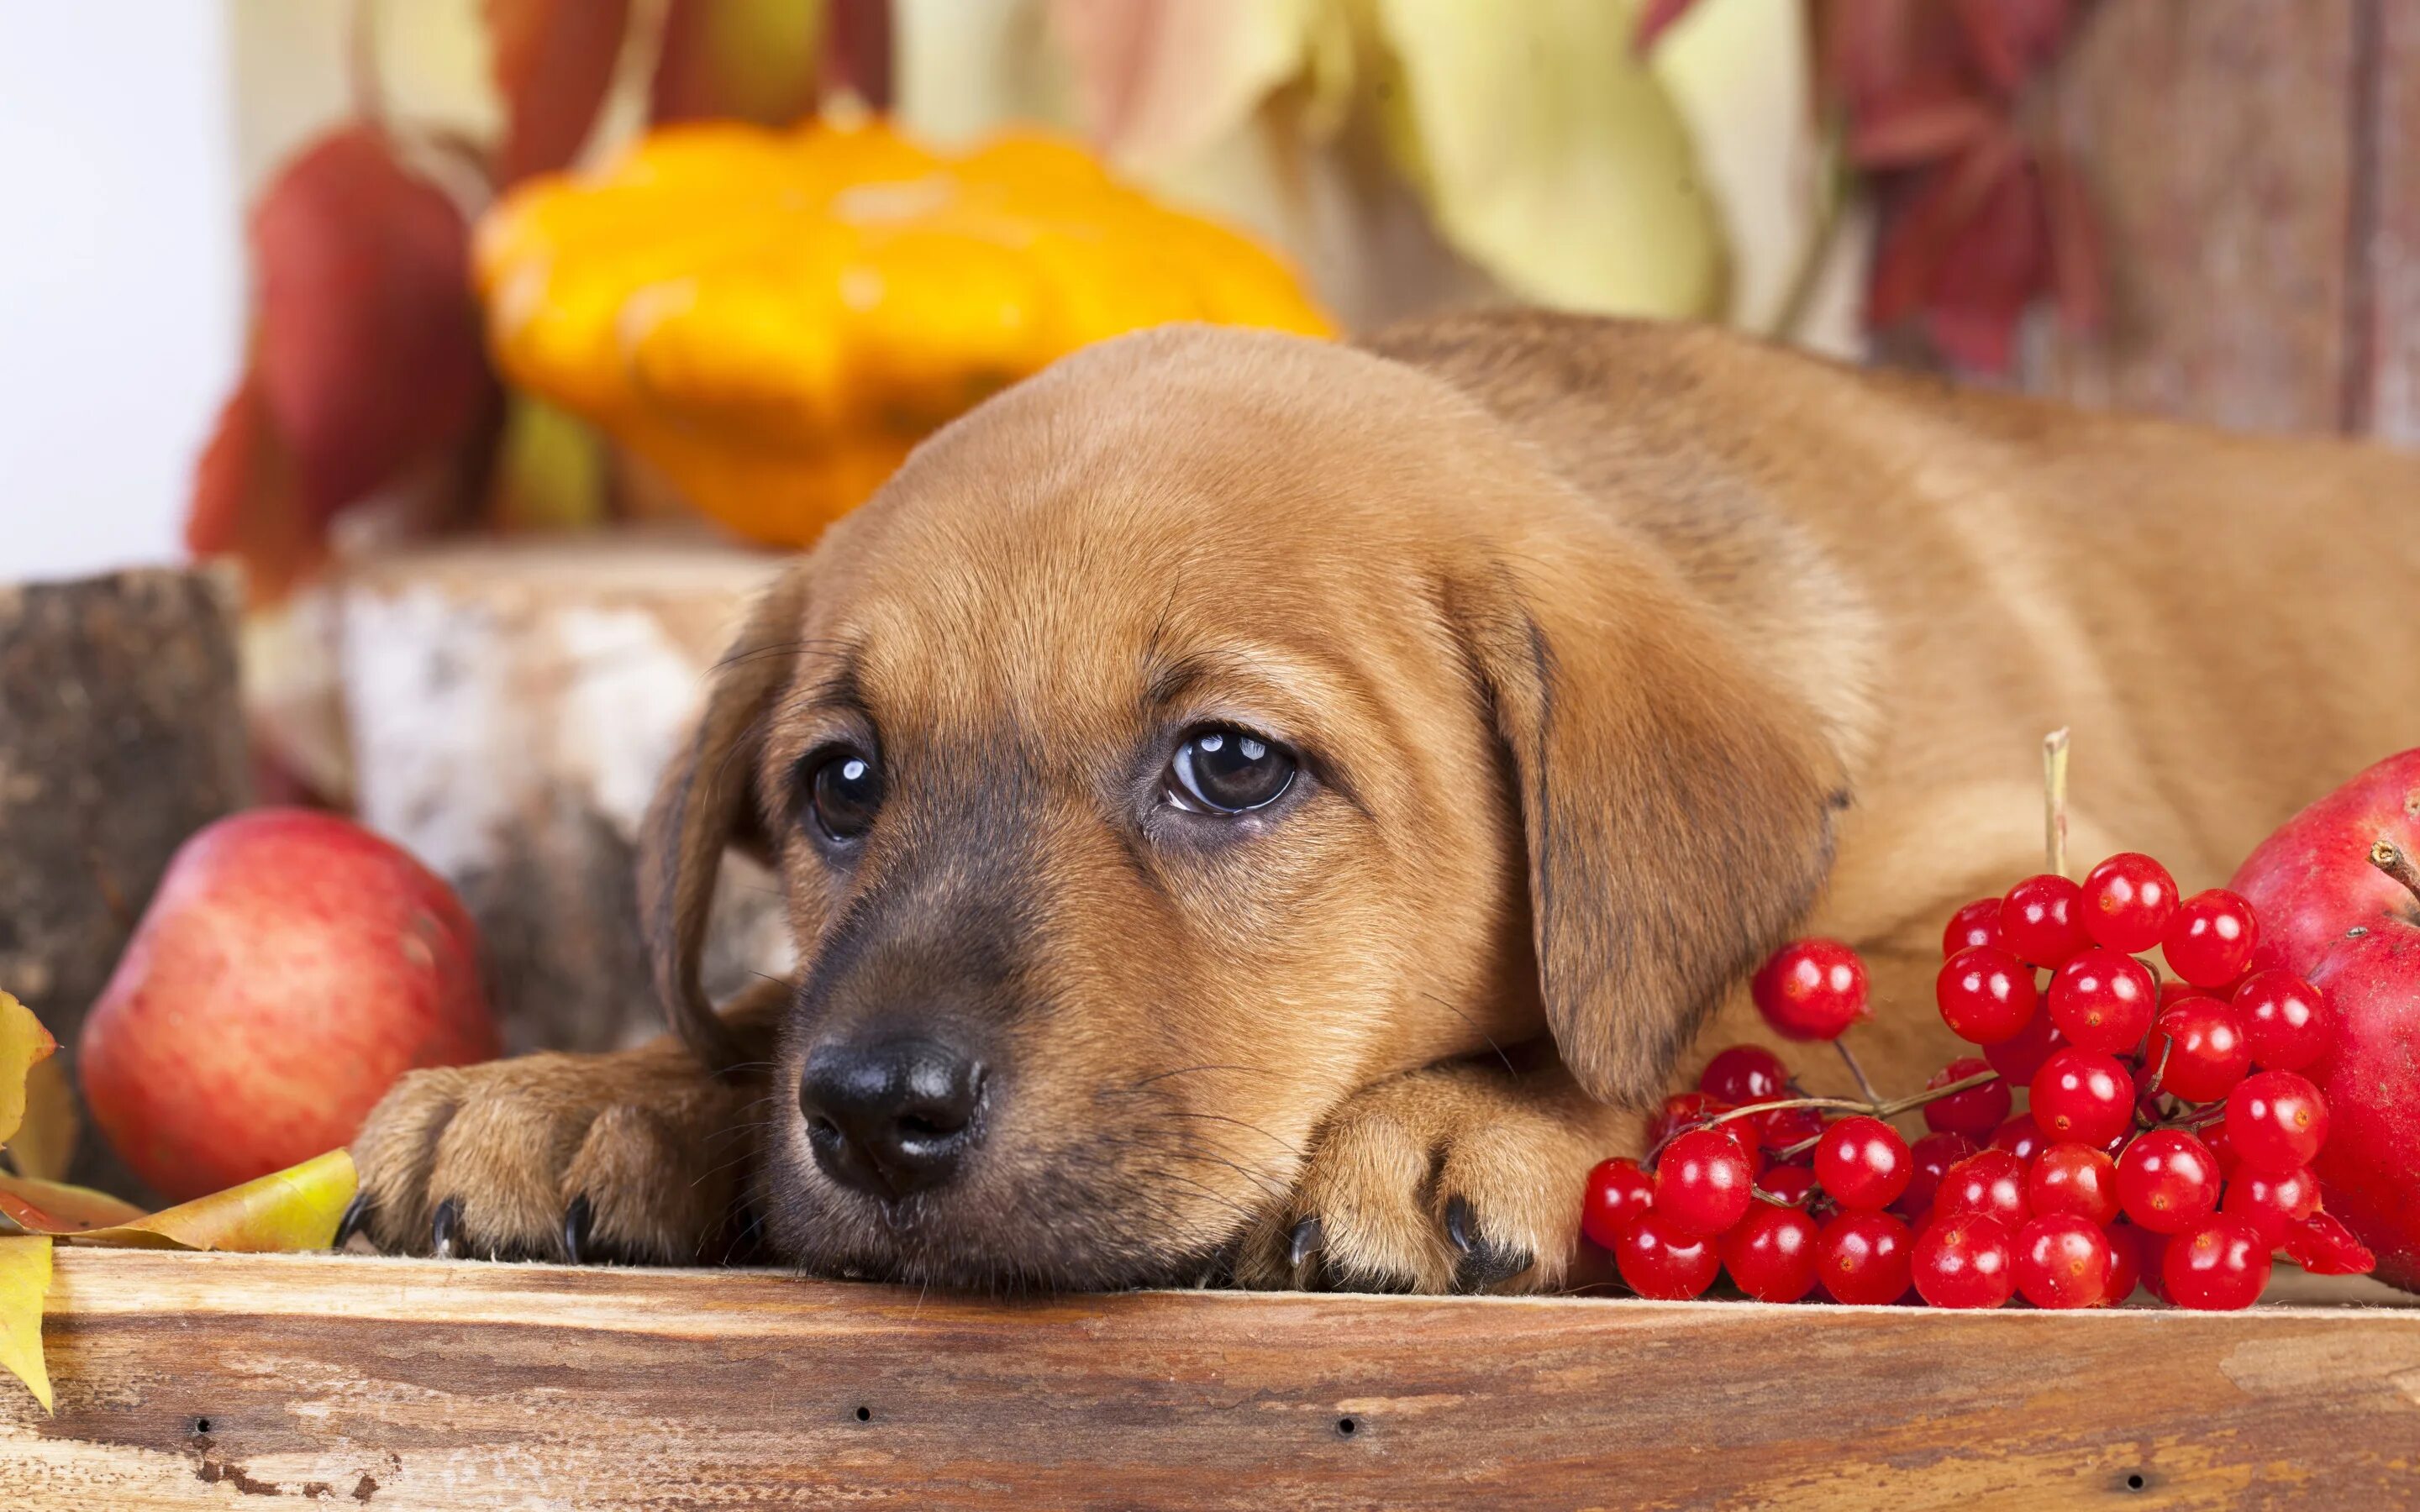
top-left (0, 2), bottom-right (242, 584)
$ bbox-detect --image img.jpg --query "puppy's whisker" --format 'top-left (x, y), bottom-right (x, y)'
top-left (1119, 1062), bottom-right (1274, 1092)
top-left (1419, 990), bottom-right (1521, 1079)
top-left (1150, 1110), bottom-right (1306, 1158)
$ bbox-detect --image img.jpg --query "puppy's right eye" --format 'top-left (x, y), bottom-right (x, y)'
top-left (807, 751), bottom-right (883, 843)
top-left (1167, 727), bottom-right (1295, 815)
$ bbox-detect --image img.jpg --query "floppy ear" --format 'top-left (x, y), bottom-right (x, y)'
top-left (637, 569), bottom-right (812, 1074)
top-left (1456, 540), bottom-right (1849, 1109)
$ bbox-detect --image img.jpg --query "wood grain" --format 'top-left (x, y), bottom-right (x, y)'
top-left (2027, 0), bottom-right (2365, 434)
top-left (2363, 0), bottom-right (2420, 443)
top-left (2, 1250), bottom-right (2415, 1509)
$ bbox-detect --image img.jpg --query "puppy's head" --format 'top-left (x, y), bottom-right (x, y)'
top-left (641, 325), bottom-right (1844, 1287)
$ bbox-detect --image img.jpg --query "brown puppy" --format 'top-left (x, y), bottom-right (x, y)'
top-left (350, 311), bottom-right (2420, 1293)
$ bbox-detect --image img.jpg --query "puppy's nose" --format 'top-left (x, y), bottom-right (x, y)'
top-left (798, 1037), bottom-right (986, 1199)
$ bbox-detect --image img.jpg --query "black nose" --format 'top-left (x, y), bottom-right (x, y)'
top-left (798, 1037), bottom-right (986, 1199)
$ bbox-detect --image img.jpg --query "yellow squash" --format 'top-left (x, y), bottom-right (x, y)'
top-left (476, 118), bottom-right (1335, 546)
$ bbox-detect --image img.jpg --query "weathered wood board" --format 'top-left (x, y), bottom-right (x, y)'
top-left (3, 1249), bottom-right (2415, 1509)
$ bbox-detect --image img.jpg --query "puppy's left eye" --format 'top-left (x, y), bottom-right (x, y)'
top-left (1167, 727), bottom-right (1295, 814)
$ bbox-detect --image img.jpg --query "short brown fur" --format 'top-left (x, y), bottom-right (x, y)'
top-left (352, 312), bottom-right (2420, 1293)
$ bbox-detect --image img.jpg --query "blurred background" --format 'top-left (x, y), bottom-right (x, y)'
top-left (2, 1), bottom-right (2415, 1182)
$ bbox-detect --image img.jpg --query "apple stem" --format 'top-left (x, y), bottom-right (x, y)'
top-left (2043, 727), bottom-right (2071, 878)
top-left (2370, 837), bottom-right (2420, 906)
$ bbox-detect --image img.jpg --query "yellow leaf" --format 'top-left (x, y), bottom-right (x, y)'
top-left (0, 1173), bottom-right (145, 1236)
top-left (0, 1236), bottom-right (51, 1414)
top-left (71, 1150), bottom-right (357, 1253)
top-left (5, 1058), bottom-right (78, 1183)
top-left (0, 991), bottom-right (59, 1150)
top-left (1366, 0), bottom-right (1727, 317)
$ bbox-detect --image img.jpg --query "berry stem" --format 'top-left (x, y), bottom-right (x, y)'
top-left (2043, 727), bottom-right (2071, 879)
top-left (2370, 837), bottom-right (2420, 906)
top-left (1677, 1068), bottom-right (2007, 1163)
top-left (1834, 1038), bottom-right (1881, 1105)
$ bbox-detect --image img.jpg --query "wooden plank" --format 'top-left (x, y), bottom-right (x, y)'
top-left (2028, 0), bottom-right (2365, 434)
top-left (2, 1251), bottom-right (2416, 1509)
top-left (2364, 0), bottom-right (2420, 443)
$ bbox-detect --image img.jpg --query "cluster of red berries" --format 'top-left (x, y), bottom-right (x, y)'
top-left (1580, 852), bottom-right (2376, 1310)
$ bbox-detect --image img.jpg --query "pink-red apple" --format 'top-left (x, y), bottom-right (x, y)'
top-left (79, 808), bottom-right (497, 1200)
top-left (2228, 748), bottom-right (2420, 1291)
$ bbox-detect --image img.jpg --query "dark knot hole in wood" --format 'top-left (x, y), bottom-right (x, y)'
top-left (2126, 1473), bottom-right (2148, 1491)
top-left (854, 1404), bottom-right (871, 1423)
top-left (1336, 1416), bottom-right (1359, 1438)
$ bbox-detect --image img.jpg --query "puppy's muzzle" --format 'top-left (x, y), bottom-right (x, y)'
top-left (799, 1036), bottom-right (988, 1200)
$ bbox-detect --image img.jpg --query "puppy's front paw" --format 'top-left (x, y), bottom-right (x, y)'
top-left (346, 1045), bottom-right (760, 1265)
top-left (1237, 1063), bottom-right (1628, 1294)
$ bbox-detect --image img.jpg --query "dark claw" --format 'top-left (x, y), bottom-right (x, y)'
top-left (1444, 1194), bottom-right (1476, 1255)
top-left (562, 1194), bottom-right (592, 1265)
top-left (1288, 1215), bottom-right (1325, 1270)
top-left (333, 1192), bottom-right (372, 1251)
top-left (431, 1196), bottom-right (463, 1259)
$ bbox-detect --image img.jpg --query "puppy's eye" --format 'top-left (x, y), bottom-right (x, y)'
top-left (1167, 727), bottom-right (1295, 815)
top-left (808, 751), bottom-right (883, 842)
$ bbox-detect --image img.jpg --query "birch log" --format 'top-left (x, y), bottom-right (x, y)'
top-left (338, 533), bottom-right (791, 1053)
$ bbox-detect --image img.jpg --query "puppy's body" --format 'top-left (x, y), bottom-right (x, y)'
top-left (351, 312), bottom-right (2420, 1292)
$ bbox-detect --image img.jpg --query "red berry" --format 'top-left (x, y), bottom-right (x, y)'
top-left (2079, 853), bottom-right (2180, 954)
top-left (2222, 1164), bottom-right (2319, 1247)
top-left (2202, 1118), bottom-right (2241, 1178)
top-left (1655, 1128), bottom-right (1755, 1237)
top-left (2001, 874), bottom-right (2091, 966)
top-left (1615, 1211), bottom-right (1721, 1299)
top-left (1698, 1044), bottom-right (1788, 1105)
top-left (2280, 1211), bottom-right (2376, 1276)
top-left (1982, 1006), bottom-right (2067, 1082)
top-left (2030, 1048), bottom-right (2135, 1147)
top-left (2232, 970), bottom-right (2329, 1073)
top-left (1912, 1212), bottom-right (2016, 1308)
top-left (1722, 1204), bottom-right (1821, 1303)
top-left (2144, 997), bottom-right (2250, 1104)
top-left (1942, 897), bottom-right (2004, 958)
top-left (1896, 1131), bottom-right (1979, 1219)
top-left (1580, 1158), bottom-right (1656, 1249)
top-left (2223, 1069), bottom-right (2330, 1171)
top-left (1751, 939), bottom-right (1870, 1041)
top-left (2162, 889), bottom-right (2260, 989)
top-left (1817, 1210), bottom-right (1912, 1305)
top-left (1756, 1103), bottom-right (1827, 1152)
top-left (1937, 1149), bottom-right (2029, 1229)
top-left (2028, 1143), bottom-right (2121, 1226)
top-left (1814, 1116), bottom-right (1913, 1211)
top-left (2115, 1129), bottom-right (2223, 1234)
top-left (1758, 1163), bottom-right (1819, 1207)
top-left (2047, 948), bottom-right (2158, 1055)
top-left (1644, 1091), bottom-right (1732, 1150)
top-left (2102, 1220), bottom-right (2147, 1304)
top-left (1988, 1113), bottom-right (2047, 1163)
top-left (1921, 1057), bottom-right (2010, 1137)
top-left (2013, 1215), bottom-right (2110, 1309)
top-left (2163, 1215), bottom-right (2270, 1310)
top-left (1936, 946), bottom-right (2039, 1045)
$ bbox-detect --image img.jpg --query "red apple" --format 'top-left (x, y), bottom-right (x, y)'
top-left (2228, 748), bottom-right (2420, 1291)
top-left (79, 808), bottom-right (497, 1200)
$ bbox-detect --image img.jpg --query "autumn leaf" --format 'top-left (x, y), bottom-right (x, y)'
top-left (0, 993), bottom-right (57, 1150)
top-left (652, 0), bottom-right (825, 127)
top-left (485, 0), bottom-right (635, 184)
top-left (4, 1059), bottom-right (76, 1184)
top-left (0, 1174), bottom-right (146, 1236)
top-left (1049, 0), bottom-right (1312, 169)
top-left (1369, 0), bottom-right (1726, 318)
top-left (71, 1150), bottom-right (356, 1254)
top-left (0, 1236), bottom-right (50, 1414)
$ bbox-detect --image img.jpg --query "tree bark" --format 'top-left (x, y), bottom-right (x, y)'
top-left (0, 567), bottom-right (251, 1196)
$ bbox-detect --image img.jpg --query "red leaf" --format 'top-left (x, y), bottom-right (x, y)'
top-left (650, 0), bottom-right (823, 127)
top-left (2038, 145), bottom-right (2106, 333)
top-left (249, 127), bottom-right (489, 528)
top-left (1633, 0), bottom-right (1705, 55)
top-left (1923, 156), bottom-right (2049, 372)
top-left (1818, 0), bottom-right (1959, 111)
top-left (485, 0), bottom-right (634, 183)
top-left (2281, 1213), bottom-right (2375, 1276)
top-left (1865, 129), bottom-right (2020, 330)
top-left (1848, 86), bottom-right (1999, 169)
top-left (184, 372), bottom-right (325, 604)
